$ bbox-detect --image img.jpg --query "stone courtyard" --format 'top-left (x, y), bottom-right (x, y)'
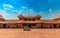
top-left (0, 29), bottom-right (60, 38)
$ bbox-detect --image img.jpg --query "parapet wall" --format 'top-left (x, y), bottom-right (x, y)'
top-left (0, 29), bottom-right (60, 38)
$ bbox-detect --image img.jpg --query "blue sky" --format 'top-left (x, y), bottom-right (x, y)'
top-left (0, 0), bottom-right (60, 20)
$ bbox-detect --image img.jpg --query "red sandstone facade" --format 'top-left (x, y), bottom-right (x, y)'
top-left (0, 14), bottom-right (60, 30)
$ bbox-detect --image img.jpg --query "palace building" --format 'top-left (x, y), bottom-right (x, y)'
top-left (0, 14), bottom-right (60, 30)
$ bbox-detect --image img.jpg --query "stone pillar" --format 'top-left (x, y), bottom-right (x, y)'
top-left (18, 23), bottom-right (22, 28)
top-left (1, 24), bottom-right (3, 28)
top-left (0, 24), bottom-right (1, 28)
top-left (36, 24), bottom-right (40, 29)
top-left (6, 24), bottom-right (8, 28)
top-left (50, 24), bottom-right (53, 28)
top-left (57, 24), bottom-right (59, 28)
top-left (52, 25), bottom-right (53, 28)
top-left (0, 24), bottom-right (2, 28)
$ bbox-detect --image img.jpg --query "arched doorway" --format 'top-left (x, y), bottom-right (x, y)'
top-left (50, 25), bottom-right (52, 28)
top-left (32, 24), bottom-right (36, 26)
top-left (32, 24), bottom-right (36, 28)
top-left (23, 24), bottom-right (31, 31)
top-left (23, 24), bottom-right (32, 29)
top-left (2, 24), bottom-right (6, 28)
top-left (23, 24), bottom-right (27, 28)
top-left (16, 25), bottom-right (18, 28)
top-left (53, 24), bottom-right (57, 28)
top-left (41, 25), bottom-right (43, 28)
top-left (28, 24), bottom-right (32, 28)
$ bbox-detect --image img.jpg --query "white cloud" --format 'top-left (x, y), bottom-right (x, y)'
top-left (15, 7), bottom-right (57, 20)
top-left (49, 9), bottom-right (52, 12)
top-left (48, 8), bottom-right (55, 18)
top-left (3, 4), bottom-right (14, 10)
top-left (18, 8), bottom-right (38, 16)
top-left (29, 9), bottom-right (33, 13)
top-left (0, 9), bottom-right (18, 20)
top-left (21, 6), bottom-right (26, 9)
top-left (3, 4), bottom-right (14, 8)
top-left (18, 11), bottom-right (22, 15)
